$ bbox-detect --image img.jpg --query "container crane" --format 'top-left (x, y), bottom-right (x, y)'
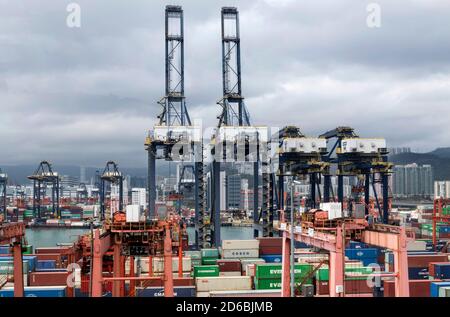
top-left (145, 6), bottom-right (205, 247)
top-left (272, 126), bottom-right (329, 236)
top-left (319, 127), bottom-right (392, 224)
top-left (210, 7), bottom-right (267, 245)
top-left (28, 161), bottom-right (60, 219)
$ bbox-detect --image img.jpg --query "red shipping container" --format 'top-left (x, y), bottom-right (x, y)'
top-left (137, 277), bottom-right (194, 287)
top-left (315, 280), bottom-right (373, 295)
top-left (35, 247), bottom-right (71, 254)
top-left (260, 246), bottom-right (283, 255)
top-left (383, 279), bottom-right (441, 297)
top-left (257, 237), bottom-right (282, 247)
top-left (29, 271), bottom-right (69, 286)
top-left (408, 254), bottom-right (449, 268)
top-left (217, 260), bottom-right (241, 272)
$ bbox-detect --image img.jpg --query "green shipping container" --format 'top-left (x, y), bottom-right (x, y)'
top-left (185, 251), bottom-right (202, 260)
top-left (255, 264), bottom-right (313, 280)
top-left (316, 266), bottom-right (374, 281)
top-left (201, 248), bottom-right (219, 258)
top-left (202, 258), bottom-right (218, 265)
top-left (193, 265), bottom-right (220, 278)
top-left (255, 278), bottom-right (311, 290)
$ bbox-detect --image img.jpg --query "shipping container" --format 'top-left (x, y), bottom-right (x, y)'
top-left (433, 263), bottom-right (450, 279)
top-left (260, 255), bottom-right (282, 263)
top-left (255, 263), bottom-right (313, 280)
top-left (29, 271), bottom-right (69, 286)
top-left (430, 281), bottom-right (450, 297)
top-left (209, 290), bottom-right (281, 297)
top-left (383, 279), bottom-right (437, 297)
top-left (439, 286), bottom-right (450, 297)
top-left (316, 266), bottom-right (374, 281)
top-left (0, 286), bottom-right (67, 297)
top-left (36, 260), bottom-right (56, 270)
top-left (135, 286), bottom-right (195, 297)
top-left (222, 240), bottom-right (259, 250)
top-left (195, 276), bottom-right (252, 292)
top-left (408, 267), bottom-right (429, 280)
top-left (201, 248), bottom-right (219, 259)
top-left (219, 271), bottom-right (241, 277)
top-left (0, 260), bottom-right (30, 274)
top-left (193, 265), bottom-right (220, 278)
top-left (217, 259), bottom-right (241, 272)
top-left (221, 249), bottom-right (259, 259)
top-left (202, 258), bottom-right (218, 265)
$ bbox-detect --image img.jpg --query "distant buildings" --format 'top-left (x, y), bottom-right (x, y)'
top-left (392, 163), bottom-right (433, 198)
top-left (131, 187), bottom-right (147, 208)
top-left (434, 181), bottom-right (450, 199)
top-left (389, 147), bottom-right (411, 155)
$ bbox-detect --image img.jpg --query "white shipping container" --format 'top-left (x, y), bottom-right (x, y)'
top-left (320, 202), bottom-right (343, 220)
top-left (219, 271), bottom-right (241, 277)
top-left (406, 240), bottom-right (427, 251)
top-left (209, 290), bottom-right (281, 297)
top-left (439, 286), bottom-right (450, 297)
top-left (196, 292), bottom-right (210, 297)
top-left (126, 205), bottom-right (140, 223)
top-left (195, 276), bottom-right (252, 292)
top-left (222, 240), bottom-right (259, 250)
top-left (137, 257), bottom-right (191, 273)
top-left (240, 259), bottom-right (265, 274)
top-left (221, 249), bottom-right (259, 259)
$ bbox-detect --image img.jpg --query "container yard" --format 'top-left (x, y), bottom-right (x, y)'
top-left (0, 2), bottom-right (449, 306)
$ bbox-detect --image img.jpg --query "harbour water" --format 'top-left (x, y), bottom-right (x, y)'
top-left (25, 227), bottom-right (255, 248)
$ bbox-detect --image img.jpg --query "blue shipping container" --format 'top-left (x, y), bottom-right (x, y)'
top-left (434, 263), bottom-right (450, 279)
top-left (261, 255), bottom-right (282, 263)
top-left (0, 287), bottom-right (67, 297)
top-left (36, 260), bottom-right (56, 270)
top-left (408, 267), bottom-right (429, 280)
top-left (136, 286), bottom-right (196, 297)
top-left (0, 246), bottom-right (10, 255)
top-left (36, 268), bottom-right (67, 272)
top-left (345, 248), bottom-right (378, 259)
top-left (430, 282), bottom-right (450, 297)
top-left (294, 241), bottom-right (310, 248)
top-left (0, 256), bottom-right (37, 272)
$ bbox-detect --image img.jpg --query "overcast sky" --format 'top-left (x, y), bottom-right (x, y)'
top-left (1, 0), bottom-right (450, 167)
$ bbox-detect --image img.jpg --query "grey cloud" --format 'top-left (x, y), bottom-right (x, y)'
top-left (0, 0), bottom-right (449, 167)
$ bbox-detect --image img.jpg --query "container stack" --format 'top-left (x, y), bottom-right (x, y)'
top-left (221, 240), bottom-right (260, 259)
top-left (217, 259), bottom-right (241, 276)
top-left (185, 250), bottom-right (202, 267)
top-left (257, 237), bottom-right (282, 263)
top-left (315, 266), bottom-right (374, 295)
top-left (193, 265), bottom-right (220, 278)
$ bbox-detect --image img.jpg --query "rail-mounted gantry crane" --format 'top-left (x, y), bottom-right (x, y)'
top-left (99, 161), bottom-right (123, 221)
top-left (319, 127), bottom-right (393, 223)
top-left (0, 168), bottom-right (7, 221)
top-left (145, 5), bottom-right (206, 247)
top-left (270, 126), bottom-right (329, 236)
top-left (28, 161), bottom-right (60, 219)
top-left (209, 7), bottom-right (267, 245)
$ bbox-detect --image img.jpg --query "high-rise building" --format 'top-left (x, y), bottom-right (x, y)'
top-left (393, 163), bottom-right (433, 197)
top-left (227, 174), bottom-right (241, 210)
top-left (131, 188), bottom-right (147, 208)
top-left (80, 166), bottom-right (86, 184)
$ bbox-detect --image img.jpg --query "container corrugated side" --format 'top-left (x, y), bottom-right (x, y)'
top-left (221, 249), bottom-right (259, 259)
top-left (195, 276), bottom-right (252, 292)
top-left (222, 240), bottom-right (259, 250)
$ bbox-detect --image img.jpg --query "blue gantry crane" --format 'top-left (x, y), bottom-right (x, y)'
top-left (319, 127), bottom-right (392, 223)
top-left (28, 161), bottom-right (60, 219)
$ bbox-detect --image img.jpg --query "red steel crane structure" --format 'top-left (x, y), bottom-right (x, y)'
top-left (280, 218), bottom-right (411, 297)
top-left (0, 222), bottom-right (26, 297)
top-left (88, 215), bottom-right (188, 297)
top-left (433, 198), bottom-right (450, 249)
